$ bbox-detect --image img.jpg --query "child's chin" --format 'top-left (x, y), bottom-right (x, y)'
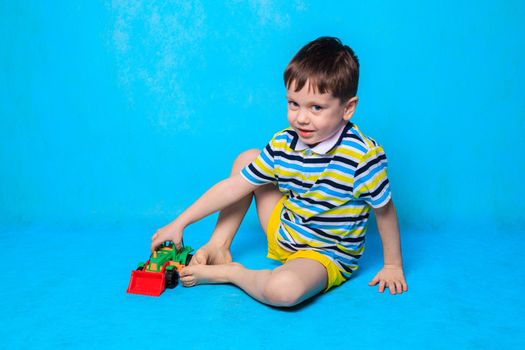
top-left (300, 136), bottom-right (315, 144)
top-left (302, 138), bottom-right (322, 147)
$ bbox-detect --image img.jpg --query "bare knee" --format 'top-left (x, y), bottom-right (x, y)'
top-left (262, 271), bottom-right (305, 307)
top-left (232, 149), bottom-right (260, 173)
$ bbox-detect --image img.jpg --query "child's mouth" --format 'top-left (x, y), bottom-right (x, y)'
top-left (297, 128), bottom-right (314, 138)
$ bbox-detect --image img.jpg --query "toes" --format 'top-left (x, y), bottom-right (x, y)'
top-left (191, 251), bottom-right (207, 265)
top-left (181, 276), bottom-right (195, 287)
top-left (180, 266), bottom-right (192, 277)
top-left (197, 253), bottom-right (208, 264)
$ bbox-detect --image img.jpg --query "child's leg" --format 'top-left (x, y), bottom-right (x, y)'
top-left (191, 149), bottom-right (282, 265)
top-left (180, 258), bottom-right (328, 307)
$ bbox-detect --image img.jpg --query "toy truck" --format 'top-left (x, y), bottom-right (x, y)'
top-left (127, 241), bottom-right (194, 296)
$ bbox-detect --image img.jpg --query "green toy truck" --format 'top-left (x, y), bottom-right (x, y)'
top-left (127, 241), bottom-right (194, 296)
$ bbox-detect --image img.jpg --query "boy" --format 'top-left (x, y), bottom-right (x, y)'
top-left (151, 37), bottom-right (407, 307)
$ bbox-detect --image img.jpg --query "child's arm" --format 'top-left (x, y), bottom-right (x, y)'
top-left (368, 199), bottom-right (408, 294)
top-left (150, 173), bottom-right (257, 252)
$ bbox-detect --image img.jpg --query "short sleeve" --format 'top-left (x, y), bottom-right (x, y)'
top-left (353, 146), bottom-right (391, 208)
top-left (240, 140), bottom-right (277, 186)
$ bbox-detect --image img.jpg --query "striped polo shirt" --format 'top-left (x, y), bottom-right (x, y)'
top-left (240, 122), bottom-right (391, 279)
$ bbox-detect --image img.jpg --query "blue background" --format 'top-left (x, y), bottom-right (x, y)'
top-left (1, 1), bottom-right (524, 349)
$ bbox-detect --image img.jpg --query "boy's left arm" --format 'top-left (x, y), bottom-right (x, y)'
top-left (369, 199), bottom-right (408, 294)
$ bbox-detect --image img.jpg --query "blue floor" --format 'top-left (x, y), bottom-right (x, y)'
top-left (1, 216), bottom-right (523, 350)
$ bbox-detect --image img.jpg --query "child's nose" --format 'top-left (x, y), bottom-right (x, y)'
top-left (296, 109), bottom-right (309, 124)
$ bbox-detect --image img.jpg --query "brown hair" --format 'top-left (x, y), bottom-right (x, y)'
top-left (284, 37), bottom-right (360, 102)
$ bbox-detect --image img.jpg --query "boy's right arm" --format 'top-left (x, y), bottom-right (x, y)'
top-left (150, 173), bottom-right (258, 252)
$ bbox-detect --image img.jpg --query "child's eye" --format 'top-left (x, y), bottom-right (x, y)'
top-left (312, 105), bottom-right (323, 112)
top-left (288, 101), bottom-right (299, 109)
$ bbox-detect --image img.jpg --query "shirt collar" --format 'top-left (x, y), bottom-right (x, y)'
top-left (292, 122), bottom-right (351, 154)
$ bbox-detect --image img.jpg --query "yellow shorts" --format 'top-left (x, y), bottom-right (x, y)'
top-left (266, 197), bottom-right (346, 292)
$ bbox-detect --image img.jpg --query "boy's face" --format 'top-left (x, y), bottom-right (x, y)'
top-left (286, 80), bottom-right (358, 146)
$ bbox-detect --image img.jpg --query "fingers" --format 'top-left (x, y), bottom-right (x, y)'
top-left (394, 281), bottom-right (402, 294)
top-left (369, 275), bottom-right (401, 294)
top-left (150, 231), bottom-right (164, 252)
top-left (373, 279), bottom-right (408, 295)
top-left (388, 282), bottom-right (396, 295)
top-left (379, 280), bottom-right (386, 293)
top-left (150, 229), bottom-right (183, 253)
top-left (369, 267), bottom-right (408, 295)
top-left (150, 234), bottom-right (169, 252)
top-left (150, 237), bottom-right (162, 253)
top-left (368, 275), bottom-right (379, 286)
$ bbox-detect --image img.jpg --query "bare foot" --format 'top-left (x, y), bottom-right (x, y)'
top-left (180, 262), bottom-right (243, 287)
top-left (189, 242), bottom-right (232, 266)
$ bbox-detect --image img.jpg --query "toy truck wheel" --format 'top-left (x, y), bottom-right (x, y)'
top-left (165, 269), bottom-right (179, 289)
top-left (185, 253), bottom-right (194, 266)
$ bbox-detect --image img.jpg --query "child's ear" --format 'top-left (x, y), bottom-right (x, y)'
top-left (343, 97), bottom-right (358, 121)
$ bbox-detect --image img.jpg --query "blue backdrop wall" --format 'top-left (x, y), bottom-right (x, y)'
top-left (2, 0), bottom-right (524, 230)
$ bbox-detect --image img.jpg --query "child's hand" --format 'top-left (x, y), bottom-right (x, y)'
top-left (368, 265), bottom-right (408, 295)
top-left (150, 223), bottom-right (183, 253)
